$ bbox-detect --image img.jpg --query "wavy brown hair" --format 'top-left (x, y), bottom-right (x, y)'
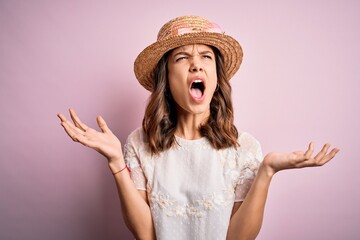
top-left (142, 47), bottom-right (239, 154)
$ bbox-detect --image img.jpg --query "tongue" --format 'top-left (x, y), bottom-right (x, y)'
top-left (190, 88), bottom-right (202, 99)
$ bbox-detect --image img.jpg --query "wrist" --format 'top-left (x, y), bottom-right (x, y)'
top-left (111, 165), bottom-right (131, 176)
top-left (108, 159), bottom-right (126, 173)
top-left (259, 161), bottom-right (275, 179)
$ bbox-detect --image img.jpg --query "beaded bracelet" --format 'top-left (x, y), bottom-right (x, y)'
top-left (112, 165), bottom-right (131, 175)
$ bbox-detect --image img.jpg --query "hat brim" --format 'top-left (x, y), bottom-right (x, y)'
top-left (134, 32), bottom-right (243, 92)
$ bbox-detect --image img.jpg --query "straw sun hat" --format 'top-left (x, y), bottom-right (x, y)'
top-left (134, 15), bottom-right (243, 92)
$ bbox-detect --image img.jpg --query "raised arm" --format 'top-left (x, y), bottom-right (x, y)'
top-left (57, 108), bottom-right (155, 240)
top-left (227, 142), bottom-right (340, 240)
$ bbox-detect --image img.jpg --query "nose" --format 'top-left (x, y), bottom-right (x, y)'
top-left (189, 56), bottom-right (203, 72)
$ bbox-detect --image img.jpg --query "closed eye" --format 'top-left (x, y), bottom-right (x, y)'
top-left (202, 54), bottom-right (212, 60)
top-left (175, 56), bottom-right (188, 62)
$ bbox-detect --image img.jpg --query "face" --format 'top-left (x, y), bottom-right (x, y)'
top-left (167, 44), bottom-right (217, 116)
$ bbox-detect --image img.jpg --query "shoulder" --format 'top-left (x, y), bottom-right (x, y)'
top-left (238, 132), bottom-right (261, 148)
top-left (237, 132), bottom-right (263, 160)
top-left (124, 127), bottom-right (147, 154)
top-left (126, 127), bottom-right (146, 144)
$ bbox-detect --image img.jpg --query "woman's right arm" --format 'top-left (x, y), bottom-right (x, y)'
top-left (57, 108), bottom-right (155, 240)
top-left (111, 161), bottom-right (155, 240)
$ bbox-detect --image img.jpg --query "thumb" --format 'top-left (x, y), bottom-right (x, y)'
top-left (97, 115), bottom-right (110, 133)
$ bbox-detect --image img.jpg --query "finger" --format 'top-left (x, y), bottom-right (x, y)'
top-left (60, 120), bottom-right (78, 141)
top-left (60, 119), bottom-right (86, 142)
top-left (314, 143), bottom-right (331, 161)
top-left (70, 133), bottom-right (97, 148)
top-left (59, 113), bottom-right (99, 148)
top-left (69, 108), bottom-right (89, 131)
top-left (288, 152), bottom-right (311, 168)
top-left (317, 147), bottom-right (340, 165)
top-left (304, 142), bottom-right (314, 160)
top-left (97, 115), bottom-right (110, 133)
top-left (57, 113), bottom-right (67, 122)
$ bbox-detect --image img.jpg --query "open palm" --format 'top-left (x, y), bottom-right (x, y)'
top-left (263, 142), bottom-right (340, 176)
top-left (57, 108), bottom-right (123, 163)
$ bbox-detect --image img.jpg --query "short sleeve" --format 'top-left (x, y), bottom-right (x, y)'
top-left (234, 132), bottom-right (263, 202)
top-left (124, 130), bottom-right (147, 191)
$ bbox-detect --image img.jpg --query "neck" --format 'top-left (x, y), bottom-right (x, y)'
top-left (175, 110), bottom-right (210, 140)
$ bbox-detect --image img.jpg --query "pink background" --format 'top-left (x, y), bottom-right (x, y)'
top-left (1, 0), bottom-right (359, 239)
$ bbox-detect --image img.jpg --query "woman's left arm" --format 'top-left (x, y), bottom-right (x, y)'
top-left (226, 142), bottom-right (340, 240)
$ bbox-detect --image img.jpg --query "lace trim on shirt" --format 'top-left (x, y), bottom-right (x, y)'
top-left (150, 190), bottom-right (234, 218)
top-left (130, 166), bottom-right (147, 190)
top-left (233, 132), bottom-right (263, 201)
top-left (174, 136), bottom-right (213, 151)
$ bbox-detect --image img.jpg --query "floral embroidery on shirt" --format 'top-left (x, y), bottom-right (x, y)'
top-left (186, 206), bottom-right (203, 218)
top-left (196, 199), bottom-right (214, 210)
top-left (151, 190), bottom-right (234, 218)
top-left (151, 192), bottom-right (174, 209)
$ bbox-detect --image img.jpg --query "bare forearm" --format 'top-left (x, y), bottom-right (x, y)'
top-left (227, 163), bottom-right (273, 240)
top-left (109, 161), bottom-right (155, 240)
top-left (58, 110), bottom-right (155, 238)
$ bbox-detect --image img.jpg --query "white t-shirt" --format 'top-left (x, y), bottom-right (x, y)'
top-left (124, 128), bottom-right (263, 240)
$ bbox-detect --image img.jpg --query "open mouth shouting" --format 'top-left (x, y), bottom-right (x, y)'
top-left (189, 79), bottom-right (206, 102)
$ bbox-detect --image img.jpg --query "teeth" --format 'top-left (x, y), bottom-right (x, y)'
top-left (194, 79), bottom-right (202, 83)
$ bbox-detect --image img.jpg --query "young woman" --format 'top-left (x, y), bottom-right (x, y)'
top-left (58, 16), bottom-right (339, 240)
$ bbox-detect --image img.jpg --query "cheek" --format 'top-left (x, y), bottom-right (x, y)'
top-left (168, 73), bottom-right (180, 90)
top-left (208, 67), bottom-right (218, 92)
top-left (167, 76), bottom-right (183, 102)
top-left (168, 69), bottom-right (187, 92)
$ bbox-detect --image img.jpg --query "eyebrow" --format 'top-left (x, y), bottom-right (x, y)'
top-left (172, 50), bottom-right (214, 57)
